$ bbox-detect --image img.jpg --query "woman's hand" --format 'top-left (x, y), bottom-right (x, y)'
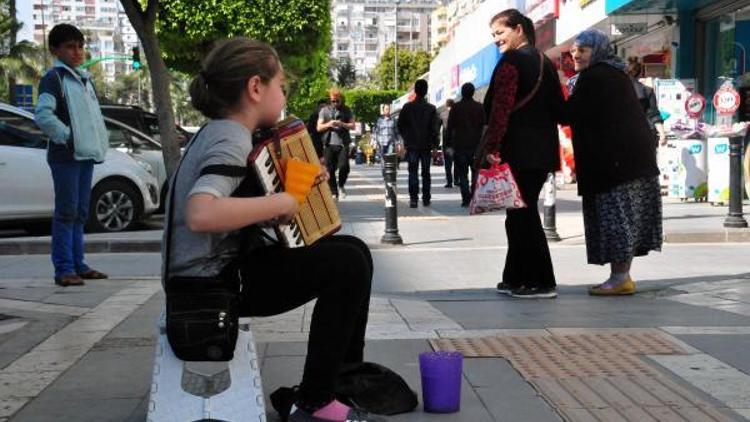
top-left (486, 153), bottom-right (502, 164)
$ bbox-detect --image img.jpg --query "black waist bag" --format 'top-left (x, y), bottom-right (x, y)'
top-left (165, 270), bottom-right (241, 362)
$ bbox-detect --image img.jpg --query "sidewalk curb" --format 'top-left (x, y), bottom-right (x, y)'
top-left (2, 227), bottom-right (750, 255)
top-left (0, 240), bottom-right (161, 255)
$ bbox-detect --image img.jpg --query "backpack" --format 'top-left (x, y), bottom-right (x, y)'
top-left (270, 362), bottom-right (418, 421)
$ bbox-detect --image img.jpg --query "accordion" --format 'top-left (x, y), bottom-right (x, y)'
top-left (249, 116), bottom-right (341, 247)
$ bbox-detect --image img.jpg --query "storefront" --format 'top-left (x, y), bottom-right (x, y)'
top-left (607, 0), bottom-right (750, 123)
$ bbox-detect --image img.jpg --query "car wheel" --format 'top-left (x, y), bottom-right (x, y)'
top-left (87, 180), bottom-right (142, 232)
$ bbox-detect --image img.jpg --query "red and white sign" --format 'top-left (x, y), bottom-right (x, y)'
top-left (713, 83), bottom-right (741, 115)
top-left (685, 93), bottom-right (706, 119)
top-left (526, 0), bottom-right (559, 26)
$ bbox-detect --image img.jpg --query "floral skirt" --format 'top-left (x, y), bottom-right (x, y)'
top-left (582, 177), bottom-right (663, 265)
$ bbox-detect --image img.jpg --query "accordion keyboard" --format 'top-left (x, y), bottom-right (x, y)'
top-left (252, 148), bottom-right (305, 248)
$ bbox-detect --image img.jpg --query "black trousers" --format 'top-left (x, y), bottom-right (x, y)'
top-left (453, 149), bottom-right (475, 204)
top-left (237, 235), bottom-right (372, 405)
top-left (502, 170), bottom-right (556, 289)
top-left (407, 149), bottom-right (432, 202)
top-left (325, 145), bottom-right (350, 196)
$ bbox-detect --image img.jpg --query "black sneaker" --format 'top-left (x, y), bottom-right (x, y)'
top-left (510, 286), bottom-right (557, 299)
top-left (496, 282), bottom-right (515, 295)
top-left (409, 200), bottom-right (418, 208)
top-left (423, 198), bottom-right (431, 206)
top-left (288, 404), bottom-right (390, 421)
top-left (460, 201), bottom-right (469, 208)
top-left (444, 183), bottom-right (453, 188)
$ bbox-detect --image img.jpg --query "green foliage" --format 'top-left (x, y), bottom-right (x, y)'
top-left (157, 0), bottom-right (332, 117)
top-left (344, 89), bottom-right (401, 126)
top-left (331, 57), bottom-right (357, 88)
top-left (372, 44), bottom-right (431, 91)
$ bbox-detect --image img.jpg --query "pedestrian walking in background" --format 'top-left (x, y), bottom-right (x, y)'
top-left (35, 23), bottom-right (110, 287)
top-left (318, 89), bottom-right (356, 199)
top-left (627, 57), bottom-right (667, 147)
top-left (307, 98), bottom-right (328, 160)
top-left (440, 99), bottom-right (458, 188)
top-left (564, 30), bottom-right (662, 296)
top-left (397, 79), bottom-right (440, 208)
top-left (481, 9), bottom-right (565, 299)
top-left (373, 103), bottom-right (399, 160)
top-left (447, 83), bottom-right (484, 207)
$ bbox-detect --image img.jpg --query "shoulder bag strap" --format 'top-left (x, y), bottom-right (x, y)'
top-left (163, 125), bottom-right (208, 284)
top-left (512, 51), bottom-right (545, 111)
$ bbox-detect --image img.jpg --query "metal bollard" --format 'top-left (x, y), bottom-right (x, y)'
top-left (723, 135), bottom-right (748, 228)
top-left (543, 172), bottom-right (561, 241)
top-left (381, 153), bottom-right (404, 244)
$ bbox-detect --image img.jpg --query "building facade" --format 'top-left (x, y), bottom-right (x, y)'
top-left (332, 0), bottom-right (440, 79)
top-left (32, 0), bottom-right (139, 81)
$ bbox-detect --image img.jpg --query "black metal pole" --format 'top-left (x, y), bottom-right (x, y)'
top-left (724, 135), bottom-right (748, 228)
top-left (381, 153), bottom-right (403, 244)
top-left (543, 172), bottom-right (561, 241)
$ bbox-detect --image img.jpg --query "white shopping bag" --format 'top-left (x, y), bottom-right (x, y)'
top-left (469, 162), bottom-right (526, 215)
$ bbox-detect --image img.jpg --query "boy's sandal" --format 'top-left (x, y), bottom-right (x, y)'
top-left (79, 269), bottom-right (108, 279)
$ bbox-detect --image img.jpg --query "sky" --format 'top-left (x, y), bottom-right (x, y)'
top-left (18, 0), bottom-right (34, 43)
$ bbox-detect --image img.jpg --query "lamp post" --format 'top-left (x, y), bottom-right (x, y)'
top-left (394, 0), bottom-right (399, 90)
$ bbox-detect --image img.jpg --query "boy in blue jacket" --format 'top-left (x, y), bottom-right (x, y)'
top-left (35, 24), bottom-right (109, 286)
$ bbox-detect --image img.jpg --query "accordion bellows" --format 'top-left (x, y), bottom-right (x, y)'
top-left (250, 117), bottom-right (341, 247)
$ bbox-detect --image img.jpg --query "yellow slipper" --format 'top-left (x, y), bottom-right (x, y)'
top-left (588, 278), bottom-right (636, 296)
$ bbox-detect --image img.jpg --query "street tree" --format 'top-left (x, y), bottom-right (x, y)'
top-left (344, 89), bottom-right (400, 127)
top-left (118, 0), bottom-right (180, 177)
top-left (332, 57), bottom-right (357, 88)
top-left (157, 0), bottom-right (332, 117)
top-left (371, 45), bottom-right (431, 92)
top-left (0, 0), bottom-right (44, 103)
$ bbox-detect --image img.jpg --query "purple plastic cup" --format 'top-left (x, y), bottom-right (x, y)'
top-left (419, 350), bottom-right (463, 413)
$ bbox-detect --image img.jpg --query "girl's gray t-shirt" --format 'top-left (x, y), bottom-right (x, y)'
top-left (162, 119), bottom-right (254, 280)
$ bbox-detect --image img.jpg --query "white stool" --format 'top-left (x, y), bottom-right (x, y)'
top-left (147, 315), bottom-right (266, 421)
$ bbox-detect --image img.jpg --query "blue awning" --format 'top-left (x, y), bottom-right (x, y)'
top-left (606, 0), bottom-right (719, 14)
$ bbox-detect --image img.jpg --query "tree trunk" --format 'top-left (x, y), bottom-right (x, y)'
top-left (8, 0), bottom-right (17, 104)
top-left (119, 0), bottom-right (180, 178)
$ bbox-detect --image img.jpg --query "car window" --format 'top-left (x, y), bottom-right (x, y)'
top-left (0, 110), bottom-right (49, 149)
top-left (143, 114), bottom-right (161, 141)
top-left (106, 121), bottom-right (160, 151)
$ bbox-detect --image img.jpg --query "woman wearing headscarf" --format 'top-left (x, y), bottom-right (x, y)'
top-left (565, 30), bottom-right (662, 296)
top-left (482, 9), bottom-right (565, 299)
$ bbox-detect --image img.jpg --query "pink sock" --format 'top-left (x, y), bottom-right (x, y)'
top-left (312, 399), bottom-right (351, 421)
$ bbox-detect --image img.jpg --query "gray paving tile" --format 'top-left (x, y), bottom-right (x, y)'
top-left (463, 358), bottom-right (562, 422)
top-left (32, 346), bottom-right (153, 401)
top-left (675, 334), bottom-right (750, 375)
top-left (10, 397), bottom-right (142, 422)
top-left (432, 295), bottom-right (750, 329)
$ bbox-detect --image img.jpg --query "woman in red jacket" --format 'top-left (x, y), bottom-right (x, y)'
top-left (481, 9), bottom-right (565, 299)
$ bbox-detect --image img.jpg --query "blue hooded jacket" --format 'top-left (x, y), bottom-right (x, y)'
top-left (34, 60), bottom-right (109, 163)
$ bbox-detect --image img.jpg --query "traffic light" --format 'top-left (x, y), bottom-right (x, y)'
top-left (131, 46), bottom-right (141, 70)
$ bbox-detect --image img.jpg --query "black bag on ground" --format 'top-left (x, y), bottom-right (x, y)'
top-left (165, 269), bottom-right (241, 361)
top-left (270, 362), bottom-right (418, 420)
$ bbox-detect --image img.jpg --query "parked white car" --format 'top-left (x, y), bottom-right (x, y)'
top-left (0, 103), bottom-right (160, 232)
top-left (104, 117), bottom-right (169, 210)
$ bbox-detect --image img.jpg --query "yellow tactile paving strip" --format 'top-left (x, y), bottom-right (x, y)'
top-left (430, 332), bottom-right (739, 421)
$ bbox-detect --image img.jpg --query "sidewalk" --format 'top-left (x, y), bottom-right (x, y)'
top-left (0, 164), bottom-right (749, 421)
top-left (1, 165), bottom-right (748, 255)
